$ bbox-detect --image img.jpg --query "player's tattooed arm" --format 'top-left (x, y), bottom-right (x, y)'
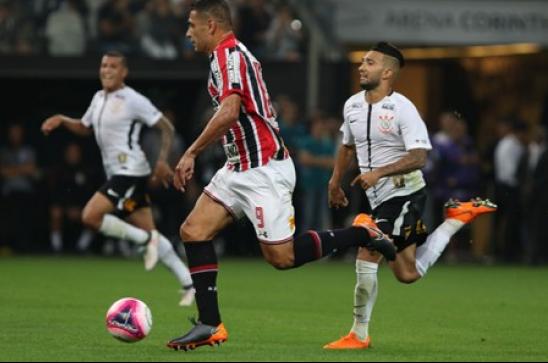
top-left (374, 148), bottom-right (428, 178)
top-left (152, 116), bottom-right (175, 188)
top-left (351, 148), bottom-right (427, 190)
top-left (155, 116), bottom-right (175, 163)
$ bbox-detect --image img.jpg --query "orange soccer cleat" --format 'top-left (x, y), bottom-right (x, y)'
top-left (444, 198), bottom-right (498, 224)
top-left (323, 332), bottom-right (371, 350)
top-left (167, 320), bottom-right (228, 351)
top-left (352, 214), bottom-right (396, 261)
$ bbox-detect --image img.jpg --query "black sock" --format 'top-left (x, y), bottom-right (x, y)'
top-left (183, 241), bottom-right (221, 326)
top-left (293, 227), bottom-right (369, 267)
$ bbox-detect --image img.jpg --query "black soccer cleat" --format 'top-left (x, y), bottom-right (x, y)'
top-left (167, 319), bottom-right (228, 352)
top-left (352, 213), bottom-right (397, 261)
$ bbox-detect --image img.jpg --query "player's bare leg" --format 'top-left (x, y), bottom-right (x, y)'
top-left (82, 193), bottom-right (162, 269)
top-left (82, 192), bottom-right (153, 248)
top-left (414, 198), bottom-right (497, 277)
top-left (325, 247), bottom-right (381, 350)
top-left (259, 226), bottom-right (395, 271)
top-left (379, 198), bottom-right (497, 283)
top-left (127, 208), bottom-right (194, 305)
top-left (167, 193), bottom-right (233, 351)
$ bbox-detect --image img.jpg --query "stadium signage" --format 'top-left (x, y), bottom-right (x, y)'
top-left (330, 0), bottom-right (548, 45)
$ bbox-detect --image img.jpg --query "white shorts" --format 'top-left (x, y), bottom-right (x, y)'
top-left (204, 158), bottom-right (296, 244)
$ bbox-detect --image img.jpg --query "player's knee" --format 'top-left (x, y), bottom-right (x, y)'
top-left (180, 220), bottom-right (210, 242)
top-left (395, 272), bottom-right (419, 284)
top-left (266, 254), bottom-right (295, 270)
top-left (81, 208), bottom-right (102, 231)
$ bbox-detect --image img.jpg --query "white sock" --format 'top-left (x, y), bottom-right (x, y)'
top-left (158, 234), bottom-right (193, 288)
top-left (76, 230), bottom-right (94, 251)
top-left (51, 231), bottom-right (62, 252)
top-left (415, 219), bottom-right (464, 276)
top-left (351, 260), bottom-right (378, 340)
top-left (99, 215), bottom-right (149, 245)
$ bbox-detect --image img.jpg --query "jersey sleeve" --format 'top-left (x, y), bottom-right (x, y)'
top-left (399, 101), bottom-right (432, 151)
top-left (81, 93), bottom-right (98, 128)
top-left (132, 93), bottom-right (163, 127)
top-left (216, 49), bottom-right (245, 102)
top-left (340, 100), bottom-right (355, 146)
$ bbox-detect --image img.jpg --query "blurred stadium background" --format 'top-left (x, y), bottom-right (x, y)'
top-left (1, 0), bottom-right (547, 263)
top-left (1, 0), bottom-right (548, 360)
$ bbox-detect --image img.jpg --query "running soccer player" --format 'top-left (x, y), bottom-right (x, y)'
top-left (41, 51), bottom-right (195, 306)
top-left (166, 0), bottom-right (396, 351)
top-left (323, 42), bottom-right (497, 350)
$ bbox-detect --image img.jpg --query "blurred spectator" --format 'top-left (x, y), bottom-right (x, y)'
top-left (521, 126), bottom-right (546, 264)
top-left (0, 123), bottom-right (40, 252)
top-left (432, 111), bottom-right (458, 146)
top-left (297, 115), bottom-right (335, 231)
top-left (0, 0), bottom-right (17, 54)
top-left (137, 0), bottom-right (179, 59)
top-left (171, 0), bottom-right (194, 58)
top-left (0, 0), bottom-right (40, 54)
top-left (530, 131), bottom-right (548, 264)
top-left (493, 119), bottom-right (529, 262)
top-left (48, 142), bottom-right (96, 253)
top-left (265, 4), bottom-right (303, 61)
top-left (275, 95), bottom-right (306, 156)
top-left (1, 0), bottom-right (308, 59)
top-left (45, 0), bottom-right (87, 56)
top-left (432, 115), bottom-right (481, 211)
top-left (96, 0), bottom-right (137, 54)
top-left (431, 116), bottom-right (481, 261)
top-left (236, 0), bottom-right (272, 58)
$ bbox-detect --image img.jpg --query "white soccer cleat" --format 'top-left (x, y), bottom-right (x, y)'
top-left (144, 230), bottom-right (160, 271)
top-left (179, 287), bottom-right (196, 307)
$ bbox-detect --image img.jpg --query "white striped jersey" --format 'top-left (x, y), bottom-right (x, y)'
top-left (81, 86), bottom-right (162, 179)
top-left (208, 33), bottom-right (287, 172)
top-left (340, 90), bottom-right (432, 209)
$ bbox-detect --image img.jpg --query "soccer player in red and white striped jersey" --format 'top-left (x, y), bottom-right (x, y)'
top-left (207, 32), bottom-right (287, 172)
top-left (167, 0), bottom-right (396, 351)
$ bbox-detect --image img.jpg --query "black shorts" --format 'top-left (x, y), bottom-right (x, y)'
top-left (373, 188), bottom-right (429, 253)
top-left (98, 175), bottom-right (151, 218)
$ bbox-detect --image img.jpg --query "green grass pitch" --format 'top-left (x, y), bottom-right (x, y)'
top-left (1, 256), bottom-right (548, 361)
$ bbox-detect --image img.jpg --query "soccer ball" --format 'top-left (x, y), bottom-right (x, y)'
top-left (106, 297), bottom-right (152, 343)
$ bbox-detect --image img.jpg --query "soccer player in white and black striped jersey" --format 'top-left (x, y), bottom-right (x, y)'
top-left (41, 52), bottom-right (195, 306)
top-left (323, 42), bottom-right (497, 350)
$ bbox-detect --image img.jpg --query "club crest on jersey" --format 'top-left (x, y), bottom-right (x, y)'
top-left (378, 114), bottom-right (395, 133)
top-left (118, 153), bottom-right (128, 164)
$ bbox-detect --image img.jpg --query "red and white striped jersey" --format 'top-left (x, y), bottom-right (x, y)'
top-left (208, 33), bottom-right (288, 172)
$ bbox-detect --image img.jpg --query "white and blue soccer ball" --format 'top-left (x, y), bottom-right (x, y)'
top-left (106, 297), bottom-right (152, 343)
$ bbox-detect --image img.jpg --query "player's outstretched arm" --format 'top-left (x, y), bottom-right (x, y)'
top-left (152, 116), bottom-right (175, 188)
top-left (174, 94), bottom-right (241, 192)
top-left (41, 114), bottom-right (91, 137)
top-left (328, 144), bottom-right (356, 208)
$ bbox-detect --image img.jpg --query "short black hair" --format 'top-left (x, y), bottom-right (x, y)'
top-left (192, 0), bottom-right (233, 28)
top-left (372, 42), bottom-right (405, 68)
top-left (103, 51), bottom-right (128, 67)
